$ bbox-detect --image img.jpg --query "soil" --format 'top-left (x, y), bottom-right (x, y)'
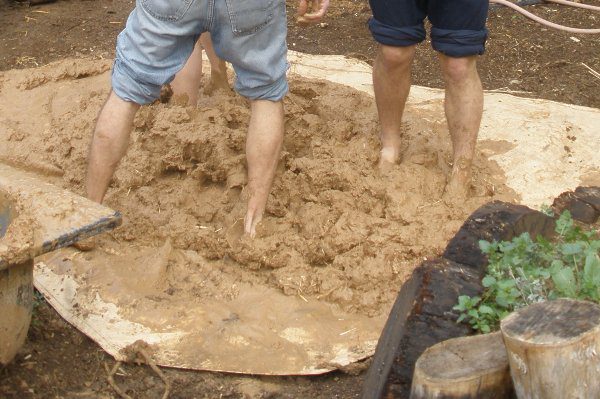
top-left (1, 0), bottom-right (599, 107)
top-left (0, 0), bottom-right (598, 398)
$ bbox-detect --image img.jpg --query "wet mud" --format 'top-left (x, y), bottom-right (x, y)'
top-left (0, 58), bottom-right (516, 336)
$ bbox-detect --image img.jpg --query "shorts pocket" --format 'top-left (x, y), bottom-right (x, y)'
top-left (225, 0), bottom-right (277, 37)
top-left (140, 0), bottom-right (195, 22)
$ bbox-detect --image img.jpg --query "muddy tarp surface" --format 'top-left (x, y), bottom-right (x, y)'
top-left (0, 51), bottom-right (597, 374)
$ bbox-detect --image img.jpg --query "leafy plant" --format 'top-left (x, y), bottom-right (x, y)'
top-left (539, 204), bottom-right (555, 217)
top-left (454, 210), bottom-right (600, 333)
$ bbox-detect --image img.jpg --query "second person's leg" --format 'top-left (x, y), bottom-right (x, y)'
top-left (170, 40), bottom-right (205, 105)
top-left (170, 32), bottom-right (230, 105)
top-left (199, 33), bottom-right (230, 93)
top-left (439, 54), bottom-right (483, 198)
top-left (373, 44), bottom-right (416, 167)
top-left (429, 0), bottom-right (489, 197)
top-left (367, 0), bottom-right (426, 167)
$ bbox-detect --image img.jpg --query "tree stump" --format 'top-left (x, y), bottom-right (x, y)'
top-left (501, 299), bottom-right (600, 399)
top-left (409, 332), bottom-right (513, 399)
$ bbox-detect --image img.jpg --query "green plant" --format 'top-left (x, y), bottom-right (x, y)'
top-left (539, 204), bottom-right (555, 217)
top-left (454, 210), bottom-right (600, 333)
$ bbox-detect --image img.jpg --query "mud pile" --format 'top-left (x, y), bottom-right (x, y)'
top-left (0, 59), bottom-right (515, 318)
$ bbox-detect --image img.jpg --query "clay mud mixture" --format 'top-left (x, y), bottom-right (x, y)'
top-left (0, 59), bottom-right (515, 321)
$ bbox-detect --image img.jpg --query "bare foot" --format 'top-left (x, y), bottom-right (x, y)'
top-left (378, 145), bottom-right (402, 174)
top-left (378, 130), bottom-right (403, 172)
top-left (244, 207), bottom-right (263, 238)
top-left (444, 157), bottom-right (472, 201)
top-left (241, 184), bottom-right (267, 238)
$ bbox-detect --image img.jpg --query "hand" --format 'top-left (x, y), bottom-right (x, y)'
top-left (296, 0), bottom-right (330, 25)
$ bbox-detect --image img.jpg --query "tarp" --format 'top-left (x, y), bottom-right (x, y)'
top-left (30, 51), bottom-right (600, 375)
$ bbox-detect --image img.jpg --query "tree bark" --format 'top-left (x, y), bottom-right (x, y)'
top-left (501, 299), bottom-right (600, 399)
top-left (410, 332), bottom-right (513, 399)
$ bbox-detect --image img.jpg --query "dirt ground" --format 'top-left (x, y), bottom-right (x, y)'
top-left (0, 0), bottom-right (599, 398)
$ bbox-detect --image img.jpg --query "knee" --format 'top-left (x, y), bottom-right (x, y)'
top-left (440, 56), bottom-right (477, 84)
top-left (93, 95), bottom-right (137, 143)
top-left (377, 45), bottom-right (415, 70)
top-left (93, 127), bottom-right (118, 143)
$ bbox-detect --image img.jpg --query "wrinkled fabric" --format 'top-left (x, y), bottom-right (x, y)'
top-left (368, 0), bottom-right (489, 57)
top-left (113, 0), bottom-right (288, 104)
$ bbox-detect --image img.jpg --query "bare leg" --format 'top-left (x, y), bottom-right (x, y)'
top-left (372, 44), bottom-right (416, 168)
top-left (75, 91), bottom-right (139, 251)
top-left (86, 91), bottom-right (140, 203)
top-left (439, 54), bottom-right (483, 199)
top-left (170, 40), bottom-right (204, 105)
top-left (244, 100), bottom-right (284, 236)
top-left (199, 32), bottom-right (229, 93)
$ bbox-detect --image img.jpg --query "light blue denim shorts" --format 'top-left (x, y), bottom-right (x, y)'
top-left (112, 0), bottom-right (289, 104)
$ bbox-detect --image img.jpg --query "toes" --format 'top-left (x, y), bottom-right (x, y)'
top-left (244, 211), bottom-right (262, 238)
top-left (444, 175), bottom-right (471, 201)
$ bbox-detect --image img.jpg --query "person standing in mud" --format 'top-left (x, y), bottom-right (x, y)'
top-left (368, 0), bottom-right (488, 198)
top-left (83, 0), bottom-right (329, 238)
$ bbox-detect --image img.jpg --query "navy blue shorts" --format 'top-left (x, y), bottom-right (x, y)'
top-left (368, 0), bottom-right (489, 58)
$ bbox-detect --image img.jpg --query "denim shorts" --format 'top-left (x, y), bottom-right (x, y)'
top-left (112, 0), bottom-right (288, 104)
top-left (368, 0), bottom-right (489, 58)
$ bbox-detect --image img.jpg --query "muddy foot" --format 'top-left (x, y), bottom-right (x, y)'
top-left (378, 146), bottom-right (401, 174)
top-left (443, 158), bottom-right (472, 202)
top-left (244, 208), bottom-right (263, 238)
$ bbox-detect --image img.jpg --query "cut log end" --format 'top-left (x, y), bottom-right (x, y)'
top-left (410, 332), bottom-right (513, 399)
top-left (502, 299), bottom-right (600, 345)
top-left (501, 299), bottom-right (600, 399)
top-left (416, 332), bottom-right (507, 381)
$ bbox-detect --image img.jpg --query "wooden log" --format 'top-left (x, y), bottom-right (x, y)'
top-left (501, 299), bottom-right (600, 399)
top-left (443, 201), bottom-right (554, 274)
top-left (410, 332), bottom-right (514, 399)
top-left (574, 186), bottom-right (600, 212)
top-left (361, 269), bottom-right (423, 399)
top-left (363, 259), bottom-right (482, 399)
top-left (552, 187), bottom-right (600, 224)
top-left (0, 260), bottom-right (33, 366)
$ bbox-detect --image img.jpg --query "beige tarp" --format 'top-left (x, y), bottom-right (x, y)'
top-left (29, 51), bottom-right (600, 375)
